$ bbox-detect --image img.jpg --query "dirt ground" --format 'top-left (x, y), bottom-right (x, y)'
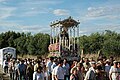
top-left (0, 66), bottom-right (10, 80)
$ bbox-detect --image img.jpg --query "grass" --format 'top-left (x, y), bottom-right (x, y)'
top-left (81, 53), bottom-right (120, 61)
top-left (18, 53), bottom-right (120, 61)
top-left (17, 54), bottom-right (37, 59)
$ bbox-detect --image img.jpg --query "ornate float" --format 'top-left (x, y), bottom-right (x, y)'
top-left (48, 17), bottom-right (80, 60)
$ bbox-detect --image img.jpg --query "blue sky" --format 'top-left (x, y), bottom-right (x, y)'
top-left (0, 0), bottom-right (120, 35)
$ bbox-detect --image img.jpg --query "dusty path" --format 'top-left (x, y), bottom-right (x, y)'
top-left (0, 66), bottom-right (10, 80)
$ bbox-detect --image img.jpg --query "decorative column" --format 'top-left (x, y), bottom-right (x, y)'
top-left (77, 25), bottom-right (80, 56)
top-left (56, 27), bottom-right (58, 43)
top-left (69, 28), bottom-right (72, 48)
top-left (50, 26), bottom-right (52, 44)
top-left (53, 26), bottom-right (55, 44)
top-left (73, 27), bottom-right (76, 52)
top-left (59, 26), bottom-right (62, 56)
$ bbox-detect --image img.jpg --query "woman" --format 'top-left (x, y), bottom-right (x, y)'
top-left (109, 61), bottom-right (119, 80)
top-left (96, 65), bottom-right (106, 80)
top-left (43, 65), bottom-right (49, 80)
top-left (33, 66), bottom-right (44, 80)
top-left (117, 62), bottom-right (120, 80)
top-left (70, 68), bottom-right (79, 80)
top-left (27, 62), bottom-right (34, 80)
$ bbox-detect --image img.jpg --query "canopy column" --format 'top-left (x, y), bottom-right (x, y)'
top-left (50, 26), bottom-right (52, 44)
top-left (73, 27), bottom-right (76, 53)
top-left (77, 25), bottom-right (80, 56)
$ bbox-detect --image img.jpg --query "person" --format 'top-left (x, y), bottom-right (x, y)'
top-left (54, 60), bottom-right (64, 80)
top-left (109, 61), bottom-right (119, 80)
top-left (27, 62), bottom-right (34, 80)
top-left (105, 59), bottom-right (111, 79)
top-left (15, 60), bottom-right (20, 80)
top-left (71, 62), bottom-right (84, 80)
top-left (70, 60), bottom-right (77, 69)
top-left (9, 59), bottom-right (13, 79)
top-left (52, 66), bottom-right (56, 80)
top-left (43, 65), bottom-right (49, 80)
top-left (33, 66), bottom-right (44, 80)
top-left (34, 60), bottom-right (41, 71)
top-left (9, 60), bottom-right (16, 80)
top-left (62, 58), bottom-right (70, 80)
top-left (18, 60), bottom-right (27, 80)
top-left (109, 56), bottom-right (114, 66)
top-left (117, 62), bottom-right (120, 80)
top-left (97, 59), bottom-right (105, 70)
top-left (51, 58), bottom-right (57, 73)
top-left (83, 58), bottom-right (90, 72)
top-left (70, 68), bottom-right (79, 80)
top-left (96, 65), bottom-right (105, 80)
top-left (46, 57), bottom-right (54, 80)
top-left (3, 59), bottom-right (8, 73)
top-left (84, 61), bottom-right (96, 80)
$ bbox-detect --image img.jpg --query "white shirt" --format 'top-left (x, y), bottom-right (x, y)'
top-left (51, 62), bottom-right (57, 73)
top-left (3, 60), bottom-right (8, 67)
top-left (33, 72), bottom-right (44, 80)
top-left (84, 67), bottom-right (96, 80)
top-left (109, 66), bottom-right (119, 80)
top-left (54, 66), bottom-right (64, 79)
top-left (52, 67), bottom-right (56, 80)
top-left (44, 71), bottom-right (49, 80)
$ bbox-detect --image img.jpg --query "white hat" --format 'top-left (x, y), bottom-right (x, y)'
top-left (90, 61), bottom-right (96, 64)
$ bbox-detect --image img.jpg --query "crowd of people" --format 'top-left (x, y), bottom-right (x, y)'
top-left (2, 56), bottom-right (120, 80)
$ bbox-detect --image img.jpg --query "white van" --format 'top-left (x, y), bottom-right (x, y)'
top-left (0, 47), bottom-right (16, 67)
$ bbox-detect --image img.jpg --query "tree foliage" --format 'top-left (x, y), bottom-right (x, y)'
top-left (0, 30), bottom-right (119, 56)
top-left (0, 31), bottom-right (50, 56)
top-left (79, 30), bottom-right (120, 56)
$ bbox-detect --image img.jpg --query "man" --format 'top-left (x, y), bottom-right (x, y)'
top-left (46, 57), bottom-right (54, 80)
top-left (54, 60), bottom-right (64, 80)
top-left (84, 61), bottom-right (96, 80)
top-left (105, 59), bottom-right (111, 79)
top-left (18, 60), bottom-right (27, 80)
top-left (83, 58), bottom-right (90, 72)
top-left (71, 62), bottom-right (84, 80)
top-left (3, 59), bottom-right (8, 73)
top-left (62, 58), bottom-right (70, 80)
top-left (117, 62), bottom-right (120, 80)
top-left (34, 60), bottom-right (41, 71)
top-left (51, 58), bottom-right (57, 73)
top-left (109, 61), bottom-right (119, 80)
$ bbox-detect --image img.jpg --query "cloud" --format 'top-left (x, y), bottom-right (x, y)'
top-left (79, 24), bottom-right (120, 35)
top-left (86, 6), bottom-right (120, 18)
top-left (53, 9), bottom-right (69, 16)
top-left (86, 7), bottom-right (105, 17)
top-left (105, 15), bottom-right (120, 20)
top-left (80, 6), bottom-right (120, 23)
top-left (0, 21), bottom-right (50, 34)
top-left (18, 8), bottom-right (52, 17)
top-left (20, 0), bottom-right (62, 5)
top-left (0, 7), bottom-right (16, 19)
top-left (0, 0), bottom-right (5, 2)
top-left (98, 24), bottom-right (120, 31)
top-left (12, 0), bottom-right (56, 17)
top-left (18, 25), bottom-right (50, 34)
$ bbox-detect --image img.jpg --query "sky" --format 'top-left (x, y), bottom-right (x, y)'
top-left (0, 0), bottom-right (120, 35)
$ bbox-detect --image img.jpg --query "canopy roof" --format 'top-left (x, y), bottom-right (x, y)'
top-left (50, 16), bottom-right (80, 28)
